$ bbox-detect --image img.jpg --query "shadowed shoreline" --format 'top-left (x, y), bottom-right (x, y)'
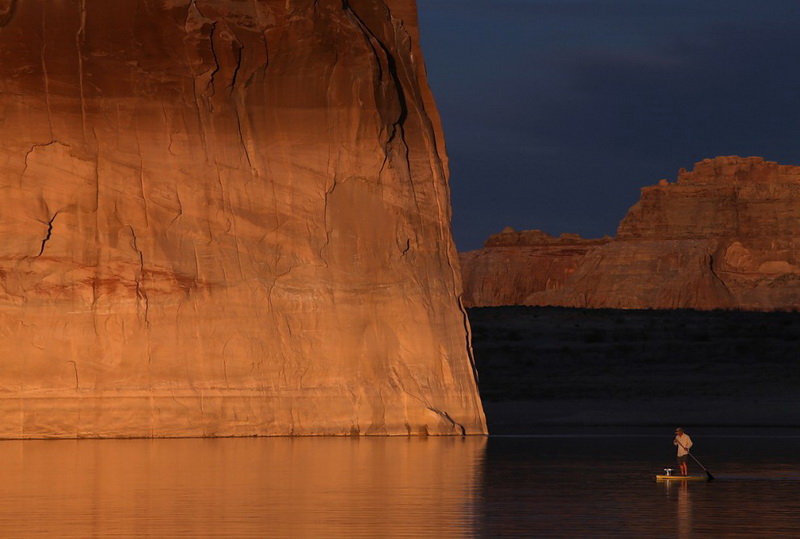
top-left (468, 306), bottom-right (800, 434)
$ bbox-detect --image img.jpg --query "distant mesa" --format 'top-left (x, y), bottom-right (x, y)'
top-left (483, 228), bottom-right (612, 248)
top-left (460, 156), bottom-right (800, 311)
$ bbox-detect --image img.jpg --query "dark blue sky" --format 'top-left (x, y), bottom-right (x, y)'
top-left (417, 0), bottom-right (800, 250)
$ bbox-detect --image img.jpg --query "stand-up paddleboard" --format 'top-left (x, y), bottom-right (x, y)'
top-left (656, 474), bottom-right (707, 481)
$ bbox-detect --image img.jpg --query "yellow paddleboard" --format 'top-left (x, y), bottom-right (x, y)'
top-left (656, 474), bottom-right (707, 481)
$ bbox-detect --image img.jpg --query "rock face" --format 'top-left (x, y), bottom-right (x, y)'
top-left (461, 156), bottom-right (800, 310)
top-left (0, 0), bottom-right (486, 438)
top-left (459, 229), bottom-right (611, 307)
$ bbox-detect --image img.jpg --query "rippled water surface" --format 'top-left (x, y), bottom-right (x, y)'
top-left (0, 432), bottom-right (798, 537)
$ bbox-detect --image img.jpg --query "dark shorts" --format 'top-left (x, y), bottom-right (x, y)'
top-left (677, 455), bottom-right (688, 464)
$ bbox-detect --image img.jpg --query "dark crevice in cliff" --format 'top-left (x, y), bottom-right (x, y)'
top-left (23, 141), bottom-right (58, 177)
top-left (133, 126), bottom-right (150, 228)
top-left (129, 226), bottom-right (150, 327)
top-left (39, 15), bottom-right (55, 138)
top-left (706, 252), bottom-right (732, 297)
top-left (343, 2), bottom-right (408, 150)
top-left (458, 295), bottom-right (481, 386)
top-left (75, 0), bottom-right (89, 145)
top-left (320, 185), bottom-right (333, 267)
top-left (233, 85), bottom-right (256, 172)
top-left (344, 1), bottom-right (423, 227)
top-left (37, 212), bottom-right (58, 257)
top-left (228, 39), bottom-right (243, 92)
top-left (233, 105), bottom-right (254, 171)
top-left (187, 1), bottom-right (220, 103)
top-left (427, 407), bottom-right (466, 436)
top-left (205, 21), bottom-right (220, 98)
top-left (381, 46), bottom-right (408, 148)
top-left (400, 238), bottom-right (410, 256)
top-left (67, 360), bottom-right (79, 389)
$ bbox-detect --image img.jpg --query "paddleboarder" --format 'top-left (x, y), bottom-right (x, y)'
top-left (673, 428), bottom-right (693, 476)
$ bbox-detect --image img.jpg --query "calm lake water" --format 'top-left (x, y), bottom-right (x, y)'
top-left (1, 431), bottom-right (799, 537)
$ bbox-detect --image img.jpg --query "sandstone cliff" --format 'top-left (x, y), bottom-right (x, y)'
top-left (459, 228), bottom-right (611, 307)
top-left (0, 0), bottom-right (486, 437)
top-left (461, 156), bottom-right (800, 310)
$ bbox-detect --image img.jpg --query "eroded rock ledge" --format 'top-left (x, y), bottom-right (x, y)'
top-left (0, 0), bottom-right (486, 438)
top-left (461, 156), bottom-right (800, 310)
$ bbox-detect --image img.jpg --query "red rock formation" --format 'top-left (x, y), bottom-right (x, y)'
top-left (462, 156), bottom-right (800, 311)
top-left (618, 156), bottom-right (800, 240)
top-left (460, 229), bottom-right (611, 307)
top-left (0, 0), bottom-right (486, 438)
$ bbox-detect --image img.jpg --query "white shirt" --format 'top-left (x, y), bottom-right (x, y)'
top-left (674, 433), bottom-right (693, 456)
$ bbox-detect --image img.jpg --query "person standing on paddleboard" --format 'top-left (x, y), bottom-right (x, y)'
top-left (673, 428), bottom-right (693, 476)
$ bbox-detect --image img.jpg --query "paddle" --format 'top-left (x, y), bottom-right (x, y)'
top-left (676, 439), bottom-right (715, 481)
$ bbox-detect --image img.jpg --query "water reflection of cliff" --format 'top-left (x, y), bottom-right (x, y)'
top-left (0, 437), bottom-right (486, 537)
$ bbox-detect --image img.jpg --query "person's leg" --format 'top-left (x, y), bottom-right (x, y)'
top-left (682, 456), bottom-right (689, 476)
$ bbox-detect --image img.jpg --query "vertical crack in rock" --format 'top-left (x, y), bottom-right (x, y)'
top-left (400, 238), bottom-right (410, 257)
top-left (221, 26), bottom-right (257, 173)
top-left (67, 360), bottom-right (79, 389)
top-left (232, 94), bottom-right (255, 174)
top-left (457, 295), bottom-right (480, 386)
top-left (443, 243), bottom-right (481, 387)
top-left (183, 1), bottom-right (212, 152)
top-left (39, 13), bottom-right (54, 139)
top-left (167, 187), bottom-right (184, 231)
top-left (133, 126), bottom-right (150, 227)
top-left (319, 175), bottom-right (337, 266)
top-left (706, 251), bottom-right (731, 295)
top-left (222, 340), bottom-right (231, 387)
top-left (75, 0), bottom-right (88, 143)
top-left (163, 104), bottom-right (177, 157)
top-left (344, 2), bottom-right (408, 152)
top-left (129, 226), bottom-right (149, 327)
top-left (187, 0), bottom-right (220, 102)
top-left (227, 36), bottom-right (243, 92)
top-left (92, 149), bottom-right (100, 246)
top-left (375, 34), bottom-right (408, 149)
top-left (234, 105), bottom-right (255, 172)
top-left (205, 21), bottom-right (220, 100)
top-left (344, 1), bottom-right (425, 234)
top-left (36, 212), bottom-right (58, 257)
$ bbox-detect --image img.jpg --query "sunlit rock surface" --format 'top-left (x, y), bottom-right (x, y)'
top-left (0, 0), bottom-right (486, 438)
top-left (462, 157), bottom-right (800, 310)
top-left (459, 229), bottom-right (611, 307)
